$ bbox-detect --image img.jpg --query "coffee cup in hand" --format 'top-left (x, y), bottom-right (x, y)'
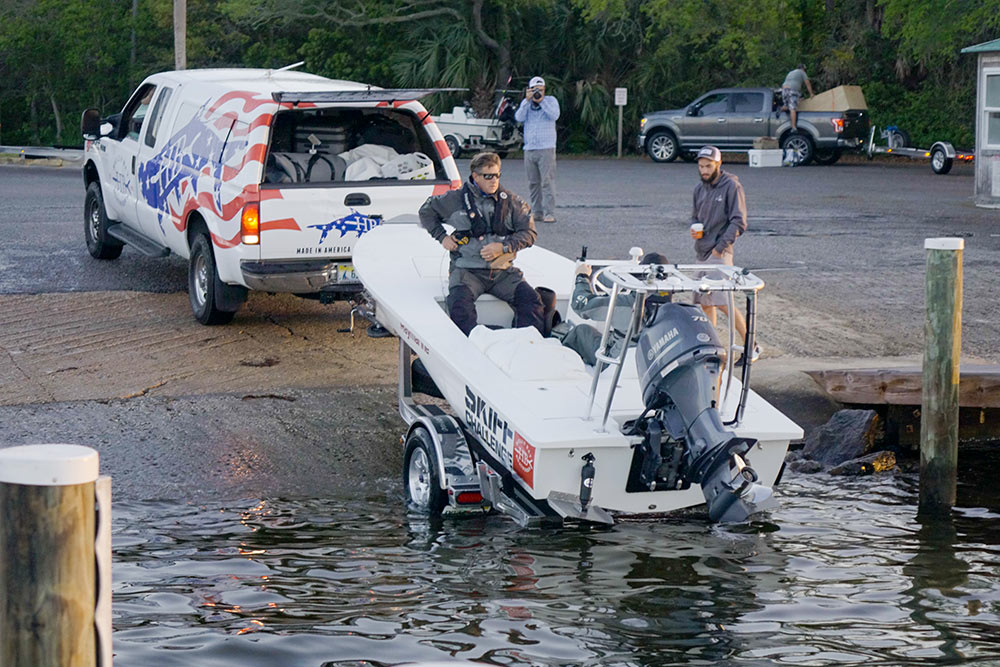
top-left (690, 223), bottom-right (704, 239)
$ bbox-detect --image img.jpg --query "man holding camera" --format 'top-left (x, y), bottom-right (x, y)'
top-left (515, 75), bottom-right (560, 224)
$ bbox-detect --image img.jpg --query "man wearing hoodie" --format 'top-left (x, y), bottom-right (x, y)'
top-left (689, 145), bottom-right (759, 363)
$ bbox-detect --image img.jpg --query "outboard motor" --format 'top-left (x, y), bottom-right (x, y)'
top-left (629, 302), bottom-right (775, 522)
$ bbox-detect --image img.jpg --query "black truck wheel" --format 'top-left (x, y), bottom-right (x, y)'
top-left (646, 130), bottom-right (680, 163)
top-left (812, 149), bottom-right (842, 166)
top-left (84, 182), bottom-right (124, 260)
top-left (403, 427), bottom-right (447, 515)
top-left (188, 234), bottom-right (244, 325)
top-left (931, 147), bottom-right (953, 175)
top-left (780, 132), bottom-right (815, 166)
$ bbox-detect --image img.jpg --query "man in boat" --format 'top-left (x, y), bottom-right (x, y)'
top-left (419, 151), bottom-right (544, 336)
top-left (690, 145), bottom-right (759, 364)
top-left (549, 252), bottom-right (669, 366)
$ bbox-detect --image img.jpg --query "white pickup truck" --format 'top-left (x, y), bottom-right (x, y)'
top-left (81, 68), bottom-right (462, 324)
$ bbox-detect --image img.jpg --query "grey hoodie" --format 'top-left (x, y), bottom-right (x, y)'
top-left (691, 170), bottom-right (747, 261)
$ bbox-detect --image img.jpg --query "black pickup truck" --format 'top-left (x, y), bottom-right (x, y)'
top-left (637, 87), bottom-right (869, 166)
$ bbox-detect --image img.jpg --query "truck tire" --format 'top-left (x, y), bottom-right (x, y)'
top-left (188, 234), bottom-right (241, 325)
top-left (646, 130), bottom-right (680, 163)
top-left (931, 147), bottom-right (953, 175)
top-left (812, 149), bottom-right (842, 166)
top-left (84, 182), bottom-right (124, 260)
top-left (781, 132), bottom-right (815, 166)
top-left (403, 427), bottom-right (447, 515)
top-left (444, 135), bottom-right (462, 159)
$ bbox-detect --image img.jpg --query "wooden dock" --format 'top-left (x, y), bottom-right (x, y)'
top-left (805, 365), bottom-right (1000, 448)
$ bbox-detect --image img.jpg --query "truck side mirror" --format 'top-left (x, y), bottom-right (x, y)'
top-left (687, 106), bottom-right (698, 117)
top-left (81, 108), bottom-right (103, 140)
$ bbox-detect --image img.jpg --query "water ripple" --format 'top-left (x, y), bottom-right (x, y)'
top-left (110, 457), bottom-right (1000, 666)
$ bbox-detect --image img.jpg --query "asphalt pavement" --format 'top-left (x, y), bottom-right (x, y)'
top-left (1, 157), bottom-right (996, 500)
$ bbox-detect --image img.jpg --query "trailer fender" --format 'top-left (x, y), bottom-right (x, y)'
top-left (930, 141), bottom-right (956, 159)
top-left (405, 415), bottom-right (476, 491)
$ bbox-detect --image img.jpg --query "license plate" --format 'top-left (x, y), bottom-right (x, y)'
top-left (337, 264), bottom-right (357, 281)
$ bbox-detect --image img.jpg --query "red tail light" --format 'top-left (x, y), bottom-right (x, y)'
top-left (830, 118), bottom-right (844, 133)
top-left (241, 203), bottom-right (260, 245)
top-left (456, 491), bottom-right (483, 505)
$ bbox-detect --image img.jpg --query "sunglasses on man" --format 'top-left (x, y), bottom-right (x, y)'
top-left (476, 172), bottom-right (501, 180)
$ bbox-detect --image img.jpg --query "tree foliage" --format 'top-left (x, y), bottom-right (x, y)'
top-left (1, 0), bottom-right (997, 150)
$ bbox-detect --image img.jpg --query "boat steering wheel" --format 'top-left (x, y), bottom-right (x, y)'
top-left (589, 266), bottom-right (613, 296)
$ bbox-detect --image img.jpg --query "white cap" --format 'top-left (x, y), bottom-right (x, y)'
top-left (0, 444), bottom-right (99, 486)
top-left (529, 76), bottom-right (545, 88)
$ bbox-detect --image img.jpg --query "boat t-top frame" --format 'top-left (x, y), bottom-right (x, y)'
top-left (584, 262), bottom-right (765, 431)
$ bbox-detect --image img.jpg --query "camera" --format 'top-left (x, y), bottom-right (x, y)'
top-left (531, 87), bottom-right (543, 102)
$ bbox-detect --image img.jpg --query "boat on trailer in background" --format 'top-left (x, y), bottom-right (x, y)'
top-left (353, 223), bottom-right (803, 525)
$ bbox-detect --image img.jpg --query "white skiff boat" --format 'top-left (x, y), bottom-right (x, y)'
top-left (353, 223), bottom-right (803, 524)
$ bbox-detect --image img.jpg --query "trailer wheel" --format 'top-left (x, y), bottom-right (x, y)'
top-left (403, 427), bottom-right (447, 515)
top-left (84, 182), bottom-right (124, 260)
top-left (444, 135), bottom-right (462, 159)
top-left (931, 147), bottom-right (953, 175)
top-left (887, 128), bottom-right (911, 148)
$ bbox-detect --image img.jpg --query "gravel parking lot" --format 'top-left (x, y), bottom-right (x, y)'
top-left (0, 157), bottom-right (995, 499)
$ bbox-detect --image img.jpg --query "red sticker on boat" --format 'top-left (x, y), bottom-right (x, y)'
top-left (513, 432), bottom-right (535, 488)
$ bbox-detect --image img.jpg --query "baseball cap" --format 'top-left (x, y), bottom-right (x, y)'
top-left (529, 76), bottom-right (545, 88)
top-left (697, 145), bottom-right (722, 162)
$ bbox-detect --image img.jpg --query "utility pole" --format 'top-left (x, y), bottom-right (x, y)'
top-left (174, 0), bottom-right (187, 70)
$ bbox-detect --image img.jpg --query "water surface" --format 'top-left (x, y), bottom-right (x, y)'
top-left (112, 451), bottom-right (1000, 666)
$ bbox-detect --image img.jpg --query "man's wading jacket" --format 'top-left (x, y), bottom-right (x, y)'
top-left (419, 179), bottom-right (536, 270)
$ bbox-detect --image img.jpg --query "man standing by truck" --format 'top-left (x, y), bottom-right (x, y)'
top-left (781, 64), bottom-right (815, 132)
top-left (689, 146), bottom-right (759, 364)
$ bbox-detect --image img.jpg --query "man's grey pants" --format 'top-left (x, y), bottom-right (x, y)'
top-left (524, 148), bottom-right (557, 220)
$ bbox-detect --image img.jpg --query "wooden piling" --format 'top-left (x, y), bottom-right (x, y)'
top-left (0, 445), bottom-right (100, 667)
top-left (919, 238), bottom-right (963, 516)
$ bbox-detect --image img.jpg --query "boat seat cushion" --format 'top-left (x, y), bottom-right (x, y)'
top-left (469, 325), bottom-right (589, 381)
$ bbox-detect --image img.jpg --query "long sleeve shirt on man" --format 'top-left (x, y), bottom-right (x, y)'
top-left (515, 96), bottom-right (560, 150)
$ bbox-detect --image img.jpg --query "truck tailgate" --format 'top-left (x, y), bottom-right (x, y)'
top-left (258, 182), bottom-right (444, 262)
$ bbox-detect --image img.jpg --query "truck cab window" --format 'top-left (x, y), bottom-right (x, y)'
top-left (694, 93), bottom-right (729, 116)
top-left (732, 93), bottom-right (764, 113)
top-left (121, 84), bottom-right (156, 142)
top-left (144, 87), bottom-right (173, 148)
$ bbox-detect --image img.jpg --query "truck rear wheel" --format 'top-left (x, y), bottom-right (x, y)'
top-left (812, 149), bottom-right (842, 166)
top-left (188, 234), bottom-right (243, 325)
top-left (403, 427), bottom-right (447, 515)
top-left (84, 182), bottom-right (124, 260)
top-left (780, 132), bottom-right (815, 166)
top-left (646, 130), bottom-right (680, 163)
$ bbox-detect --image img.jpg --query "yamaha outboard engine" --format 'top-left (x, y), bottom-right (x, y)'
top-left (630, 302), bottom-right (775, 522)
